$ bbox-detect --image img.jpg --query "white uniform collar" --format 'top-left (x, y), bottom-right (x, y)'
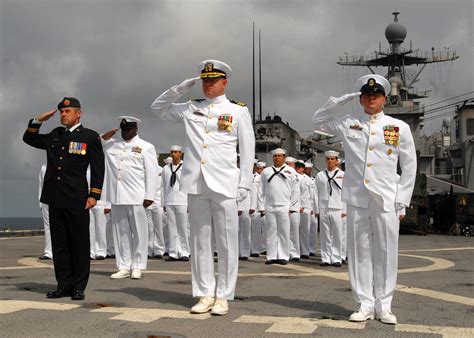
top-left (125, 134), bottom-right (140, 143)
top-left (206, 94), bottom-right (227, 104)
top-left (361, 110), bottom-right (385, 122)
top-left (68, 122), bottom-right (82, 132)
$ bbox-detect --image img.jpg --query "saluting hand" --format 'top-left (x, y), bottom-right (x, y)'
top-left (335, 92), bottom-right (361, 105)
top-left (36, 109), bottom-right (57, 122)
top-left (101, 128), bottom-right (118, 140)
top-left (143, 199), bottom-right (153, 208)
top-left (176, 77), bottom-right (201, 94)
top-left (85, 197), bottom-right (97, 209)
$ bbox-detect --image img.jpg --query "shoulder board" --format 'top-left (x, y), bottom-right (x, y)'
top-left (192, 98), bottom-right (206, 102)
top-left (230, 100), bottom-right (246, 107)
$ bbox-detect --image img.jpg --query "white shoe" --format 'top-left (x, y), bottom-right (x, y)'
top-left (131, 269), bottom-right (142, 279)
top-left (377, 311), bottom-right (397, 325)
top-left (110, 269), bottom-right (131, 279)
top-left (210, 298), bottom-right (228, 316)
top-left (190, 296), bottom-right (215, 314)
top-left (349, 308), bottom-right (375, 322)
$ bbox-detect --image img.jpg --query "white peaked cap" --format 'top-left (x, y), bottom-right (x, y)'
top-left (198, 59), bottom-right (232, 79)
top-left (354, 74), bottom-right (390, 96)
top-left (325, 150), bottom-right (340, 157)
top-left (117, 116), bottom-right (142, 124)
top-left (271, 148), bottom-right (287, 155)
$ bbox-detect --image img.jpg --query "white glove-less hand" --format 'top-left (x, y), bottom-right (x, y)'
top-left (334, 92), bottom-right (361, 105)
top-left (175, 77), bottom-right (201, 94)
top-left (236, 188), bottom-right (249, 203)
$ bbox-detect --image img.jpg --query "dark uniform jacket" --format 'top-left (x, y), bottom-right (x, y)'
top-left (23, 119), bottom-right (105, 209)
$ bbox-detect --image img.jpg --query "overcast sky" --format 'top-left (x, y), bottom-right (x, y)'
top-left (1, 0), bottom-right (472, 217)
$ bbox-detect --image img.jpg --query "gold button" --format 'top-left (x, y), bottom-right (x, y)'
top-left (203, 144), bottom-right (208, 149)
top-left (367, 163), bottom-right (372, 167)
top-left (371, 131), bottom-right (376, 135)
top-left (59, 157), bottom-right (63, 160)
top-left (205, 129), bottom-right (209, 133)
top-left (370, 120), bottom-right (375, 124)
top-left (61, 147), bottom-right (65, 150)
top-left (58, 166), bottom-right (61, 170)
top-left (364, 179), bottom-right (369, 184)
top-left (57, 177), bottom-right (61, 180)
top-left (210, 104), bottom-right (214, 108)
top-left (208, 116), bottom-right (212, 120)
top-left (369, 146), bottom-right (374, 151)
top-left (201, 160), bottom-right (206, 165)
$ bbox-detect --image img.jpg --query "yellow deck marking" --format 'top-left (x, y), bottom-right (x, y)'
top-left (0, 300), bottom-right (80, 314)
top-left (234, 315), bottom-right (366, 334)
top-left (91, 306), bottom-right (210, 323)
top-left (398, 254), bottom-right (455, 273)
top-left (400, 247), bottom-right (474, 252)
top-left (396, 284), bottom-right (474, 306)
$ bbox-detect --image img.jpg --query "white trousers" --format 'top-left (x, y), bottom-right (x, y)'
top-left (265, 206), bottom-right (290, 261)
top-left (347, 198), bottom-right (400, 314)
top-left (162, 210), bottom-right (169, 253)
top-left (310, 214), bottom-right (319, 254)
top-left (289, 211), bottom-right (301, 259)
top-left (250, 212), bottom-right (263, 254)
top-left (146, 204), bottom-right (165, 256)
top-left (188, 183), bottom-right (239, 300)
top-left (111, 204), bottom-right (148, 270)
top-left (105, 211), bottom-right (115, 256)
top-left (319, 208), bottom-right (344, 264)
top-left (238, 210), bottom-right (251, 257)
top-left (166, 205), bottom-right (190, 258)
top-left (41, 204), bottom-right (53, 258)
top-left (261, 215), bottom-right (267, 252)
top-left (299, 209), bottom-right (311, 256)
top-left (89, 207), bottom-right (108, 258)
top-left (341, 217), bottom-right (347, 260)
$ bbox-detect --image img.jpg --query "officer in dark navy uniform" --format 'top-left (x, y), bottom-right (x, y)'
top-left (23, 97), bottom-right (105, 300)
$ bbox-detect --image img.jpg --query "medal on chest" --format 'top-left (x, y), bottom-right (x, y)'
top-left (132, 146), bottom-right (142, 154)
top-left (69, 141), bottom-right (87, 155)
top-left (217, 114), bottom-right (233, 132)
top-left (383, 125), bottom-right (400, 146)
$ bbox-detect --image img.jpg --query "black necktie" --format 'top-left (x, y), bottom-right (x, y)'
top-left (268, 166), bottom-right (287, 183)
top-left (325, 169), bottom-right (341, 196)
top-left (170, 163), bottom-right (182, 187)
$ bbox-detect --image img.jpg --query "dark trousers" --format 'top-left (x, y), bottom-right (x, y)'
top-left (49, 206), bottom-right (90, 291)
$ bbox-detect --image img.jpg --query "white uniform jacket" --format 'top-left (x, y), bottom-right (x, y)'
top-left (151, 89), bottom-right (255, 198)
top-left (162, 161), bottom-right (187, 206)
top-left (314, 169), bottom-right (346, 213)
top-left (249, 173), bottom-right (260, 210)
top-left (258, 165), bottom-right (300, 211)
top-left (299, 174), bottom-right (312, 210)
top-left (153, 165), bottom-right (164, 207)
top-left (102, 135), bottom-right (158, 205)
top-left (312, 98), bottom-right (416, 212)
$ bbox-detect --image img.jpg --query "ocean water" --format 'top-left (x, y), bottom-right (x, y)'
top-left (0, 218), bottom-right (44, 230)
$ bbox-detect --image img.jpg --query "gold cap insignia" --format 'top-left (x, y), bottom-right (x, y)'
top-left (63, 99), bottom-right (70, 106)
top-left (368, 78), bottom-right (375, 87)
top-left (204, 63), bottom-right (214, 72)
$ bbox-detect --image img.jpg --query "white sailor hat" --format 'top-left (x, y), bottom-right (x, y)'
top-left (285, 156), bottom-right (296, 163)
top-left (304, 162), bottom-right (313, 168)
top-left (169, 145), bottom-right (183, 152)
top-left (354, 74), bottom-right (390, 97)
top-left (164, 157), bottom-right (172, 164)
top-left (324, 150), bottom-right (340, 158)
top-left (271, 148), bottom-right (286, 155)
top-left (253, 159), bottom-right (259, 164)
top-left (198, 59), bottom-right (232, 79)
top-left (256, 161), bottom-right (266, 168)
top-left (118, 116), bottom-right (142, 128)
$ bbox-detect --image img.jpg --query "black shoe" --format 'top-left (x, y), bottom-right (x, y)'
top-left (96, 256), bottom-right (105, 260)
top-left (47, 289), bottom-right (71, 299)
top-left (341, 259), bottom-right (346, 264)
top-left (332, 262), bottom-right (342, 267)
top-left (261, 251), bottom-right (267, 255)
top-left (301, 255), bottom-right (310, 259)
top-left (277, 259), bottom-right (288, 265)
top-left (239, 256), bottom-right (249, 261)
top-left (320, 262), bottom-right (331, 266)
top-left (71, 290), bottom-right (85, 300)
top-left (214, 252), bottom-right (218, 257)
top-left (166, 256), bottom-right (178, 261)
top-left (38, 255), bottom-right (52, 260)
top-left (250, 253), bottom-right (260, 257)
top-left (154, 254), bottom-right (163, 259)
top-left (265, 259), bottom-right (276, 265)
top-left (179, 256), bottom-right (189, 262)
top-left (106, 254), bottom-right (115, 259)
top-left (163, 252), bottom-right (169, 257)
top-left (290, 257), bottom-right (300, 262)
top-left (309, 252), bottom-right (316, 257)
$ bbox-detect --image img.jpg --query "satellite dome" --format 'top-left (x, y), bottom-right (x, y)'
top-left (385, 12), bottom-right (407, 44)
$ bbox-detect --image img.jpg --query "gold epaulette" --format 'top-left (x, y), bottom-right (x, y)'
top-left (27, 127), bottom-right (39, 133)
top-left (230, 100), bottom-right (246, 107)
